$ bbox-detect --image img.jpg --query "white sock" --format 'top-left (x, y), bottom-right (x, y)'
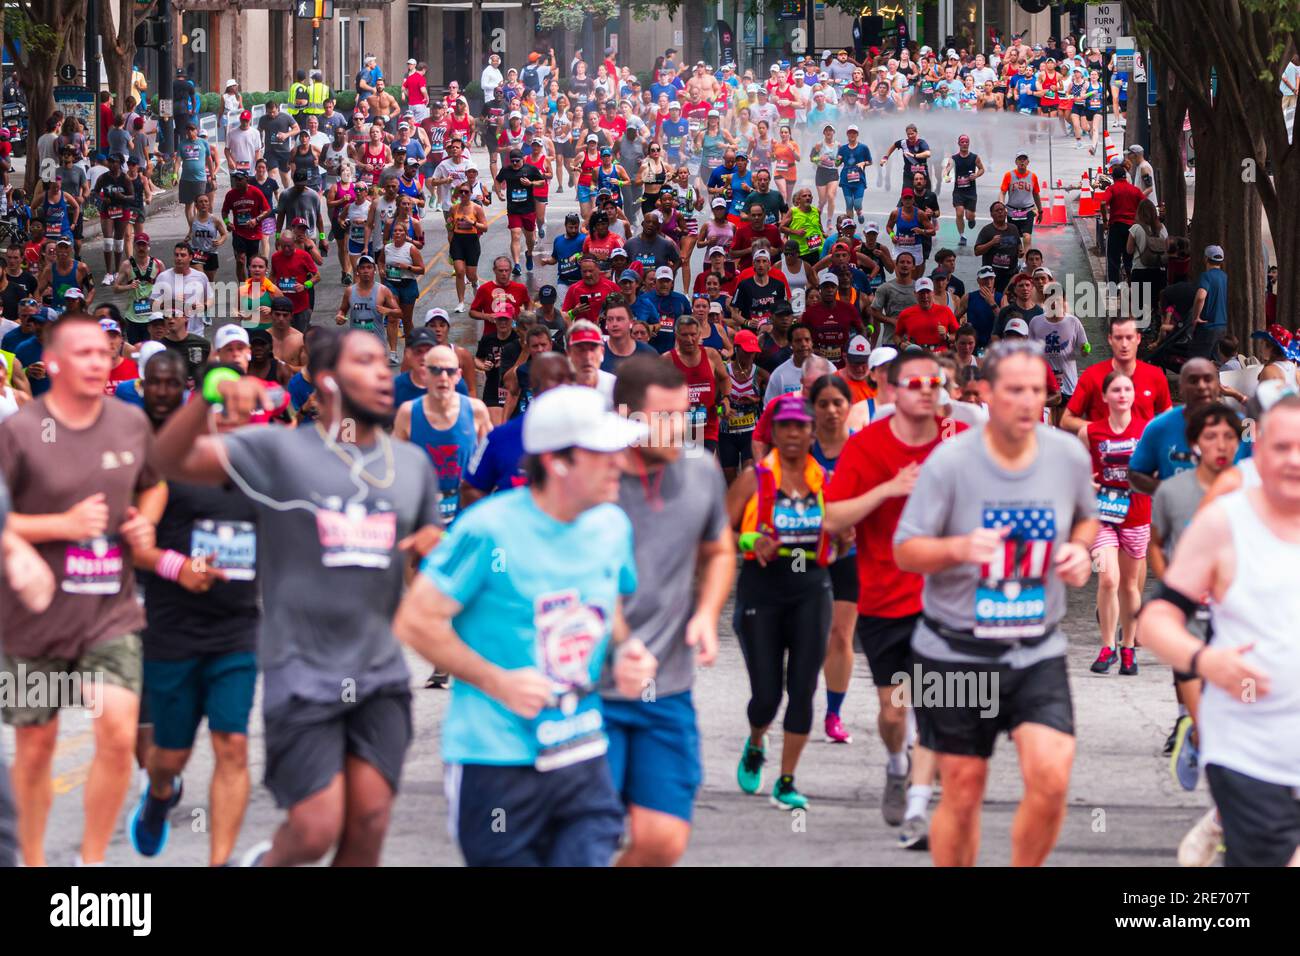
top-left (1178, 704), bottom-right (1189, 718)
top-left (906, 784), bottom-right (933, 819)
top-left (905, 707), bottom-right (918, 747)
top-left (887, 750), bottom-right (908, 776)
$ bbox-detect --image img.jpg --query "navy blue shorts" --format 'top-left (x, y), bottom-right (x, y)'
top-left (445, 757), bottom-right (624, 866)
top-left (603, 691), bottom-right (702, 822)
top-left (143, 650), bottom-right (258, 750)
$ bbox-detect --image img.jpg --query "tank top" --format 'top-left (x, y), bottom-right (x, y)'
top-left (347, 282), bottom-right (385, 336)
top-left (670, 348), bottom-right (718, 443)
top-left (293, 145), bottom-right (320, 186)
top-left (396, 175), bottom-right (423, 203)
top-left (789, 207), bottom-right (824, 256)
top-left (190, 217), bottom-right (219, 264)
top-left (125, 256), bottom-right (162, 321)
top-left (725, 360), bottom-right (761, 434)
top-left (409, 394), bottom-right (477, 526)
top-left (782, 258), bottom-right (809, 294)
top-left (596, 164), bottom-right (623, 199)
top-left (49, 259), bottom-right (79, 307)
top-left (372, 195), bottom-right (398, 231)
top-left (772, 143), bottom-right (798, 179)
top-left (0, 385), bottom-right (17, 423)
top-left (812, 433), bottom-right (857, 557)
top-left (578, 151), bottom-right (602, 187)
top-left (346, 199), bottom-right (371, 246)
top-left (701, 132), bottom-right (728, 168)
top-left (669, 183), bottom-right (697, 224)
top-left (524, 154), bottom-right (549, 198)
top-left (383, 240), bottom-right (415, 284)
top-left (1201, 490), bottom-right (1300, 785)
top-left (322, 142), bottom-right (348, 181)
top-left (815, 140), bottom-right (839, 169)
top-left (750, 137), bottom-right (773, 169)
top-left (364, 143), bottom-right (387, 183)
top-left (893, 206), bottom-right (922, 251)
top-left (332, 181), bottom-right (357, 220)
top-left (1265, 361), bottom-right (1299, 391)
top-left (951, 152), bottom-right (978, 190)
top-left (42, 196), bottom-right (70, 238)
top-left (451, 203), bottom-right (480, 235)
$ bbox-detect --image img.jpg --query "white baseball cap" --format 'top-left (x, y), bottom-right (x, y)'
top-left (864, 221), bottom-right (881, 234)
top-left (846, 123), bottom-right (859, 133)
top-left (136, 341), bottom-right (167, 373)
top-left (1003, 318), bottom-right (1031, 336)
top-left (817, 269), bottom-right (838, 286)
top-left (846, 335), bottom-right (872, 361)
top-left (523, 385), bottom-right (647, 454)
top-left (914, 277), bottom-right (934, 292)
top-left (655, 266), bottom-right (675, 281)
top-left (753, 249), bottom-right (771, 261)
top-left (424, 307), bottom-right (450, 324)
top-left (868, 346), bottom-right (898, 370)
top-left (708, 245), bottom-right (728, 256)
top-left (214, 325), bottom-right (250, 350)
top-left (711, 197), bottom-right (728, 209)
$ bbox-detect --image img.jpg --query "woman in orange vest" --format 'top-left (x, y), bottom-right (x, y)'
top-left (725, 393), bottom-right (835, 812)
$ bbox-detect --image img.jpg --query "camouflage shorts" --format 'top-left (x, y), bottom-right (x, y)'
top-left (1, 632), bottom-right (142, 727)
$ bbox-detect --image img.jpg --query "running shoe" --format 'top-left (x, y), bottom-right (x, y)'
top-left (454, 301), bottom-right (467, 313)
top-left (1119, 647), bottom-right (1139, 676)
top-left (426, 669), bottom-right (450, 689)
top-left (525, 252), bottom-right (534, 272)
top-left (771, 774), bottom-right (809, 811)
top-left (856, 212), bottom-right (864, 224)
top-left (341, 273), bottom-right (353, 285)
top-left (101, 273), bottom-right (115, 286)
top-left (824, 713), bottom-right (852, 744)
top-left (898, 815), bottom-right (929, 850)
top-left (882, 766), bottom-right (909, 826)
top-left (537, 223), bottom-right (546, 239)
top-left (1090, 646), bottom-right (1117, 674)
top-left (737, 737), bottom-right (766, 794)
top-left (240, 839), bottom-right (272, 867)
top-left (1170, 715), bottom-right (1199, 790)
top-left (1162, 719), bottom-right (1180, 757)
top-left (129, 775), bottom-right (183, 857)
top-left (1176, 808), bottom-right (1223, 867)
top-left (511, 262), bottom-right (522, 276)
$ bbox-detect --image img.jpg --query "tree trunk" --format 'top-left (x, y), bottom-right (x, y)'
top-left (100, 1), bottom-right (138, 119)
top-left (1149, 59), bottom-right (1188, 237)
top-left (1271, 157), bottom-right (1300, 330)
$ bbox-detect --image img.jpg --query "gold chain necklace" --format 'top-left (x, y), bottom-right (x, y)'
top-left (315, 422), bottom-right (397, 489)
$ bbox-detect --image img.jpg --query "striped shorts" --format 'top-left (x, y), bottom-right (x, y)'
top-left (1091, 522), bottom-right (1150, 560)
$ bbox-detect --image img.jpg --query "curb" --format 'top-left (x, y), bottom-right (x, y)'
top-left (1071, 213), bottom-right (1107, 284)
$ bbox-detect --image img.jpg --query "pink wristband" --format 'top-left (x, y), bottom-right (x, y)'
top-left (155, 550), bottom-right (187, 582)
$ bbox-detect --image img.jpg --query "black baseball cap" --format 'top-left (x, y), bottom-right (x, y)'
top-left (539, 285), bottom-right (558, 303)
top-left (292, 169), bottom-right (308, 183)
top-left (407, 327), bottom-right (438, 349)
top-left (564, 212), bottom-right (580, 223)
top-left (248, 329), bottom-right (273, 346)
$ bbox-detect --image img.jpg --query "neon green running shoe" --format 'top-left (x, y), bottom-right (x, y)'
top-left (737, 737), bottom-right (766, 794)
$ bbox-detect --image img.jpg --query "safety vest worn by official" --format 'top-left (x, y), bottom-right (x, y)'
top-left (739, 450), bottom-right (836, 565)
top-left (305, 82), bottom-right (330, 115)
top-left (288, 83), bottom-right (309, 117)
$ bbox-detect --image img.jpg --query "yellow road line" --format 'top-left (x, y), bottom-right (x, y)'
top-left (414, 210), bottom-right (508, 308)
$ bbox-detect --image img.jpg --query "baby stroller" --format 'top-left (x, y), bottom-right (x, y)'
top-left (0, 192), bottom-right (28, 244)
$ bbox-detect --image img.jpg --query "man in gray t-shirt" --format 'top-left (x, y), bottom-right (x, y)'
top-left (599, 360), bottom-right (733, 866)
top-left (892, 343), bottom-right (1096, 866)
top-left (1028, 312), bottom-right (1089, 396)
top-left (872, 278), bottom-right (917, 344)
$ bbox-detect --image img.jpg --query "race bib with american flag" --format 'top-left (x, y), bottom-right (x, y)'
top-left (973, 507), bottom-right (1054, 639)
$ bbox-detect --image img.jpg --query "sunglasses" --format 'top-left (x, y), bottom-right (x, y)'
top-left (424, 366), bottom-right (458, 377)
top-left (899, 375), bottom-right (942, 391)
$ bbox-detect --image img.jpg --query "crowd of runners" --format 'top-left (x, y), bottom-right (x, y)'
top-left (0, 31), bottom-right (1294, 872)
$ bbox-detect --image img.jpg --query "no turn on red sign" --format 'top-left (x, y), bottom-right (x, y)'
top-left (1086, 2), bottom-right (1122, 51)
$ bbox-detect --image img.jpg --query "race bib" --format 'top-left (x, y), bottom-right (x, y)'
top-left (191, 250), bottom-right (209, 266)
top-left (844, 168), bottom-right (861, 183)
top-left (686, 403), bottom-right (707, 436)
top-left (510, 187), bottom-right (529, 203)
top-left (532, 589), bottom-right (608, 772)
top-left (727, 409), bottom-right (757, 431)
top-left (775, 160), bottom-right (790, 173)
top-left (658, 313), bottom-right (676, 333)
top-left (62, 536), bottom-right (123, 595)
top-left (972, 508), bottom-right (1054, 640)
top-left (386, 265), bottom-right (404, 280)
top-left (1096, 487), bottom-right (1131, 525)
top-left (277, 276), bottom-right (298, 292)
top-left (1008, 207), bottom-right (1032, 221)
top-left (438, 490), bottom-right (460, 525)
top-left (805, 233), bottom-right (823, 249)
top-left (315, 505), bottom-right (396, 569)
top-left (349, 223), bottom-right (366, 242)
top-left (956, 175), bottom-right (973, 187)
top-left (190, 519), bottom-right (256, 581)
top-left (234, 211), bottom-right (253, 227)
top-left (132, 298), bottom-right (152, 316)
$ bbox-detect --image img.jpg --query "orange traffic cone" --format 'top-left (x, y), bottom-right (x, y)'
top-left (1102, 130), bottom-right (1119, 167)
top-left (1050, 182), bottom-right (1068, 225)
top-left (1078, 171), bottom-right (1098, 216)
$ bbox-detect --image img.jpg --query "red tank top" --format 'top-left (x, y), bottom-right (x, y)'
top-left (524, 154), bottom-right (550, 198)
top-left (670, 347), bottom-right (718, 443)
top-left (578, 151), bottom-right (602, 187)
top-left (1086, 416), bottom-right (1151, 529)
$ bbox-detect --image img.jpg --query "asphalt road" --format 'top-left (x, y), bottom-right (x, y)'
top-left (8, 117), bottom-right (1211, 867)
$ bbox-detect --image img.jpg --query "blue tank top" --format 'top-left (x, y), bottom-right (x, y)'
top-left (49, 259), bottom-right (80, 308)
top-left (410, 395), bottom-right (478, 525)
top-left (42, 196), bottom-right (70, 238)
top-left (596, 165), bottom-right (623, 203)
top-left (893, 206), bottom-right (921, 251)
top-left (701, 321), bottom-right (728, 352)
top-left (813, 433), bottom-right (856, 557)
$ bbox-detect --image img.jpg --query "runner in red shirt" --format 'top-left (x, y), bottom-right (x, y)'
top-left (1062, 315), bottom-right (1171, 429)
top-left (667, 309), bottom-right (729, 451)
top-left (894, 278), bottom-right (959, 350)
top-left (1097, 164), bottom-right (1146, 283)
top-left (803, 271), bottom-right (864, 366)
top-left (269, 233), bottom-right (319, 331)
top-left (1079, 369), bottom-right (1151, 678)
top-left (220, 170), bottom-right (272, 281)
top-left (824, 347), bottom-right (965, 844)
top-left (561, 256), bottom-right (620, 324)
top-left (730, 205), bottom-right (783, 271)
top-left (101, 317), bottom-right (138, 394)
top-left (468, 255), bottom-right (531, 322)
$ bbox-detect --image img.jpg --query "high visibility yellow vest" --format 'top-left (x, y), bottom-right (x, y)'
top-left (305, 81), bottom-right (329, 114)
top-left (288, 83), bottom-right (309, 116)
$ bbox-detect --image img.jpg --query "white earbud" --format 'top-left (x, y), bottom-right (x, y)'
top-left (553, 462), bottom-right (569, 476)
top-left (319, 376), bottom-right (338, 394)
top-left (47, 360), bottom-right (60, 375)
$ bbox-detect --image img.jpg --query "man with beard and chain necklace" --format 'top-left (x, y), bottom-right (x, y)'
top-left (152, 327), bottom-right (443, 866)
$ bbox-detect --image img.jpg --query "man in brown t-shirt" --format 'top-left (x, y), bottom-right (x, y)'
top-left (0, 315), bottom-right (163, 866)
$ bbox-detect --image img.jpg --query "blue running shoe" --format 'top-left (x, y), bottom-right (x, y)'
top-left (129, 776), bottom-right (183, 857)
top-left (737, 737), bottom-right (766, 794)
top-left (1171, 716), bottom-right (1199, 791)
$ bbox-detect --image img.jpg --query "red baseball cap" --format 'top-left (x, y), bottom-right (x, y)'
top-left (569, 325), bottom-right (603, 345)
top-left (733, 330), bottom-right (761, 353)
top-left (239, 110), bottom-right (252, 121)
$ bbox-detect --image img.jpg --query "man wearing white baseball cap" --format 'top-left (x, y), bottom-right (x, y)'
top-left (214, 324), bottom-right (252, 371)
top-left (394, 385), bottom-right (656, 867)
